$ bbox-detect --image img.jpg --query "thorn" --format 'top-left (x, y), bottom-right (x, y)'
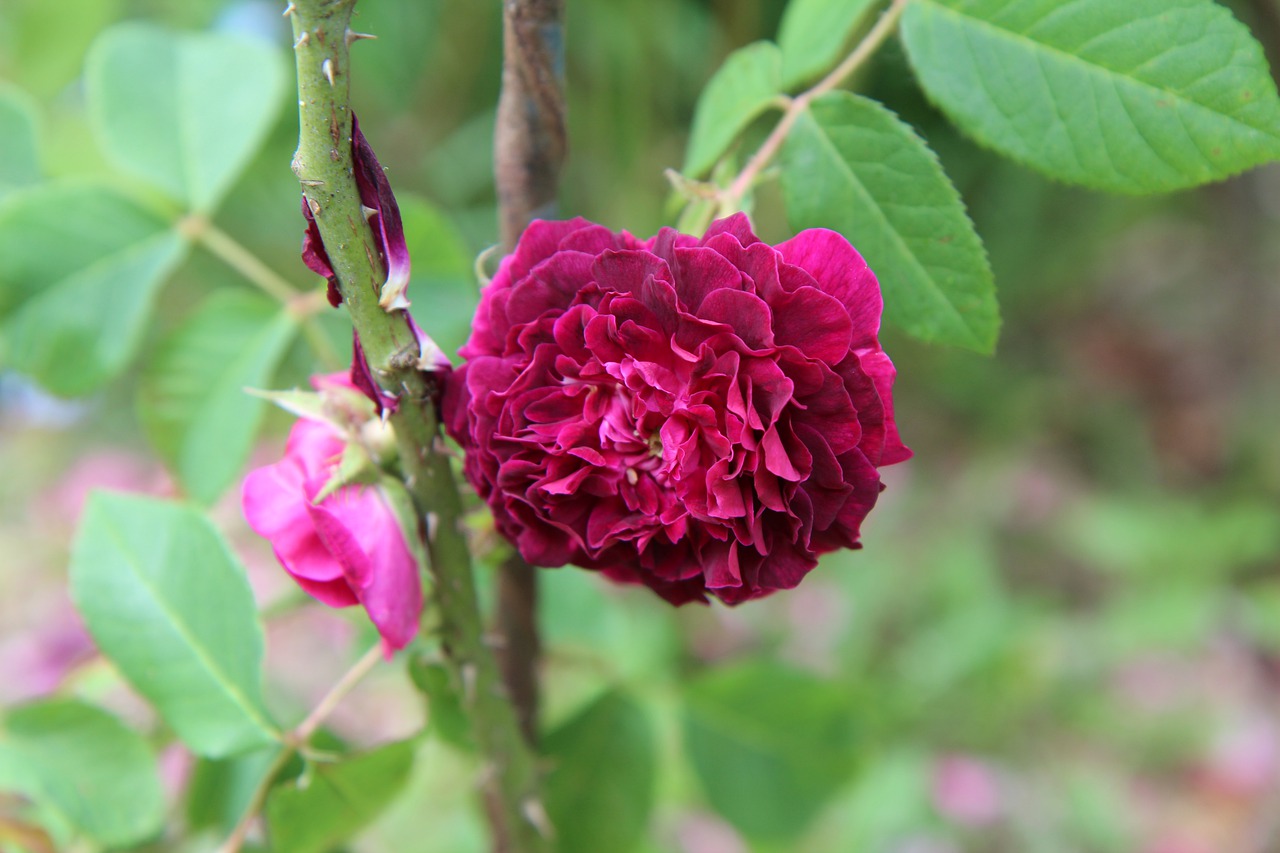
top-left (299, 179), bottom-right (325, 187)
top-left (322, 58), bottom-right (335, 86)
top-left (522, 799), bottom-right (554, 839)
top-left (346, 29), bottom-right (378, 45)
top-left (282, 1), bottom-right (295, 15)
top-left (307, 197), bottom-right (321, 216)
top-left (293, 31), bottom-right (309, 48)
top-left (361, 204), bottom-right (378, 220)
top-left (425, 512), bottom-right (439, 543)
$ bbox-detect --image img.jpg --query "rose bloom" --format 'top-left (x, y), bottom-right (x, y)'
top-left (242, 381), bottom-right (422, 651)
top-left (446, 214), bottom-right (910, 605)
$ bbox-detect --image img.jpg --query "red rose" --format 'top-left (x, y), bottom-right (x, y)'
top-left (446, 214), bottom-right (909, 604)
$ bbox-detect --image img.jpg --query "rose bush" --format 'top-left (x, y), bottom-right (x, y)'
top-left (242, 377), bottom-right (422, 651)
top-left (446, 214), bottom-right (910, 604)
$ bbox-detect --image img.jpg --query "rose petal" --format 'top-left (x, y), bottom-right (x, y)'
top-left (775, 229), bottom-right (882, 347)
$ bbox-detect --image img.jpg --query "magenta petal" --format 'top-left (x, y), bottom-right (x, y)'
top-left (775, 229), bottom-right (882, 347)
top-left (292, 573), bottom-right (361, 608)
top-left (700, 213), bottom-right (762, 247)
top-left (672, 246), bottom-right (745, 312)
top-left (771, 286), bottom-right (854, 362)
top-left (591, 250), bottom-right (674, 297)
top-left (505, 218), bottom-right (596, 283)
top-left (698, 288), bottom-right (775, 351)
top-left (243, 464), bottom-right (345, 583)
top-left (309, 485), bottom-right (422, 652)
top-left (241, 403), bottom-right (424, 647)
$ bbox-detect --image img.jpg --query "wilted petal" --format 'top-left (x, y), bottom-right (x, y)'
top-left (301, 196), bottom-right (342, 307)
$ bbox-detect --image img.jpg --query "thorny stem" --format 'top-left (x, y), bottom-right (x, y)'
top-left (217, 644), bottom-right (383, 853)
top-left (494, 0), bottom-right (567, 748)
top-left (181, 214), bottom-right (343, 369)
top-left (714, 0), bottom-right (910, 217)
top-left (287, 2), bottom-right (548, 851)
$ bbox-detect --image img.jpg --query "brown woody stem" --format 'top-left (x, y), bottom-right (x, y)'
top-left (493, 0), bottom-right (568, 745)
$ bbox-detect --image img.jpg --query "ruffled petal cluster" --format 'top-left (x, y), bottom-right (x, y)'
top-left (446, 214), bottom-right (910, 605)
top-left (242, 378), bottom-right (422, 652)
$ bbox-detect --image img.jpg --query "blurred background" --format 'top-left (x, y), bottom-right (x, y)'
top-left (2, 0), bottom-right (1280, 850)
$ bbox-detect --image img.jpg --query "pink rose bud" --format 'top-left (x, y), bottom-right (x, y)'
top-left (444, 214), bottom-right (910, 605)
top-left (242, 387), bottom-right (422, 653)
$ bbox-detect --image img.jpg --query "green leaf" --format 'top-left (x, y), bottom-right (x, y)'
top-left (0, 85), bottom-right (41, 195)
top-left (70, 493), bottom-right (278, 757)
top-left (544, 690), bottom-right (656, 853)
top-left (0, 0), bottom-right (120, 99)
top-left (777, 0), bottom-right (876, 88)
top-left (86, 23), bottom-right (286, 212)
top-left (350, 0), bottom-right (441, 110)
top-left (265, 742), bottom-right (416, 853)
top-left (682, 662), bottom-right (859, 842)
top-left (400, 194), bottom-right (477, 359)
top-left (0, 699), bottom-right (164, 848)
top-left (0, 183), bottom-right (188, 396)
top-left (138, 291), bottom-right (298, 505)
top-left (900, 0), bottom-right (1280, 194)
top-left (683, 41), bottom-right (783, 178)
top-left (781, 92), bottom-right (999, 351)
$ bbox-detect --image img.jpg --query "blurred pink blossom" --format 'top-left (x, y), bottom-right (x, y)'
top-left (932, 754), bottom-right (1003, 827)
top-left (0, 603), bottom-right (94, 702)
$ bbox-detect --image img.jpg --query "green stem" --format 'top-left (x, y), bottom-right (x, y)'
top-left (183, 214), bottom-right (343, 369)
top-left (713, 0), bottom-right (910, 218)
top-left (217, 644), bottom-right (383, 853)
top-left (287, 3), bottom-right (548, 850)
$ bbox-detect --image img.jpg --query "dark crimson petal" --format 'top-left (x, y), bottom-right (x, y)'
top-left (350, 115), bottom-right (412, 310)
top-left (558, 224), bottom-right (632, 255)
top-left (856, 348), bottom-right (912, 465)
top-left (301, 196), bottom-right (342, 307)
top-left (770, 286), bottom-right (854, 363)
top-left (672, 246), bottom-right (744, 312)
top-left (698, 289), bottom-right (775, 351)
top-left (591, 250), bottom-right (675, 297)
top-left (642, 226), bottom-right (700, 265)
top-left (350, 330), bottom-right (400, 417)
top-left (504, 217), bottom-right (597, 284)
top-left (700, 212), bottom-right (762, 247)
top-left (774, 229), bottom-right (882, 348)
top-left (506, 251), bottom-right (597, 326)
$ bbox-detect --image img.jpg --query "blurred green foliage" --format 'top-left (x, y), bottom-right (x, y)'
top-left (1, 0), bottom-right (1279, 851)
